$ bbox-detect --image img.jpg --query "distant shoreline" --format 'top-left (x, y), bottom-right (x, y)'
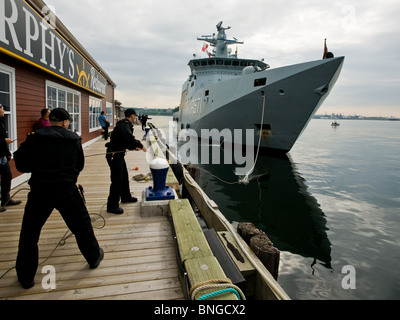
top-left (133, 108), bottom-right (173, 117)
top-left (313, 115), bottom-right (400, 121)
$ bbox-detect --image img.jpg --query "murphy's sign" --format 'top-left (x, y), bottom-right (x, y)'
top-left (0, 0), bottom-right (107, 96)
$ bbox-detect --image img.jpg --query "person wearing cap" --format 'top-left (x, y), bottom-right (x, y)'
top-left (105, 108), bottom-right (147, 214)
top-left (0, 104), bottom-right (22, 210)
top-left (13, 108), bottom-right (103, 289)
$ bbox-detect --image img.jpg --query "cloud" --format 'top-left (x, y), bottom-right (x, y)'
top-left (45, 0), bottom-right (400, 116)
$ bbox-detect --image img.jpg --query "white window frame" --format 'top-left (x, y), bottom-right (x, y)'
top-left (106, 102), bottom-right (113, 126)
top-left (46, 80), bottom-right (81, 135)
top-left (0, 63), bottom-right (17, 154)
top-left (89, 96), bottom-right (102, 132)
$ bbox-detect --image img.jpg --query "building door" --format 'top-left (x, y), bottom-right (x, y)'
top-left (0, 64), bottom-right (17, 154)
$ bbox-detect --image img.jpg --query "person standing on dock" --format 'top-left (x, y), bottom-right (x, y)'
top-left (0, 104), bottom-right (22, 211)
top-left (106, 108), bottom-right (147, 214)
top-left (99, 111), bottom-right (110, 140)
top-left (13, 108), bottom-right (103, 289)
top-left (141, 114), bottom-right (151, 131)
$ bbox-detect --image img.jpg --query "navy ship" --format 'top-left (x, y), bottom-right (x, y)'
top-left (174, 22), bottom-right (344, 153)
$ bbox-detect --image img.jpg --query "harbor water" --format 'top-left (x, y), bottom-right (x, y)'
top-left (146, 116), bottom-right (400, 300)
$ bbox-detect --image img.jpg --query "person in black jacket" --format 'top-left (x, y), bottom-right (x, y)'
top-left (0, 104), bottom-right (22, 211)
top-left (106, 108), bottom-right (147, 214)
top-left (13, 108), bottom-right (103, 289)
top-left (141, 114), bottom-right (151, 131)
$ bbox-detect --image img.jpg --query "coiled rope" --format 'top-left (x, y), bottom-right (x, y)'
top-left (190, 279), bottom-right (246, 301)
top-left (132, 173), bottom-right (152, 182)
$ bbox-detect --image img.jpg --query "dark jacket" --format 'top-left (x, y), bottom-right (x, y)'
top-left (107, 118), bottom-right (143, 153)
top-left (13, 126), bottom-right (84, 187)
top-left (0, 117), bottom-right (11, 158)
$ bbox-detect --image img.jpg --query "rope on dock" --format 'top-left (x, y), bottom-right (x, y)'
top-left (132, 173), bottom-right (152, 182)
top-left (197, 288), bottom-right (241, 300)
top-left (189, 278), bottom-right (246, 300)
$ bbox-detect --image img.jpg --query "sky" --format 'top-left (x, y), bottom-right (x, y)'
top-left (44, 0), bottom-right (400, 117)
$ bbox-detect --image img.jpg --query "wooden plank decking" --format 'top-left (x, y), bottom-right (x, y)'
top-left (0, 137), bottom-right (184, 300)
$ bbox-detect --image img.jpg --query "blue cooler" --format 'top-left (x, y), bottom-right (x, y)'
top-left (145, 158), bottom-right (175, 201)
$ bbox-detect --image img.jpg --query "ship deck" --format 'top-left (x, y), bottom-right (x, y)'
top-left (0, 137), bottom-right (184, 300)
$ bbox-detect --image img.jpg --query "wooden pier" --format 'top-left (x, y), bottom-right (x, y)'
top-left (0, 137), bottom-right (184, 300)
top-left (0, 128), bottom-right (290, 301)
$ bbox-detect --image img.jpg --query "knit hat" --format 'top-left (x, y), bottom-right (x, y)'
top-left (124, 108), bottom-right (137, 117)
top-left (49, 108), bottom-right (71, 121)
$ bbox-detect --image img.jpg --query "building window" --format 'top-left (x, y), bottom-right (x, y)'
top-left (254, 78), bottom-right (267, 87)
top-left (0, 63), bottom-right (17, 154)
top-left (46, 81), bottom-right (81, 134)
top-left (89, 96), bottom-right (102, 132)
top-left (106, 102), bottom-right (113, 126)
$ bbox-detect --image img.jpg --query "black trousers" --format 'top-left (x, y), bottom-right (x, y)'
top-left (102, 126), bottom-right (109, 140)
top-left (16, 184), bottom-right (100, 285)
top-left (0, 160), bottom-right (12, 204)
top-left (107, 153), bottom-right (131, 209)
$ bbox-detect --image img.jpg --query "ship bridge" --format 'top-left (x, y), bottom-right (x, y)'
top-left (188, 58), bottom-right (269, 73)
top-left (186, 57), bottom-right (269, 90)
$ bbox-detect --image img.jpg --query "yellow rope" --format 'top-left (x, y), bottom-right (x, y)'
top-left (191, 283), bottom-right (246, 301)
top-left (189, 278), bottom-right (246, 300)
top-left (189, 278), bottom-right (232, 297)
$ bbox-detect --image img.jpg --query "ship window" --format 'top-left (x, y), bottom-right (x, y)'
top-left (205, 90), bottom-right (209, 96)
top-left (208, 60), bottom-right (215, 65)
top-left (193, 61), bottom-right (200, 66)
top-left (216, 60), bottom-right (223, 65)
top-left (224, 60), bottom-right (232, 65)
top-left (240, 61), bottom-right (248, 66)
top-left (254, 78), bottom-right (267, 87)
top-left (232, 61), bottom-right (239, 66)
top-left (201, 60), bottom-right (207, 66)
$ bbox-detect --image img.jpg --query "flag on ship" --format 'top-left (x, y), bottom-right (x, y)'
top-left (323, 39), bottom-right (328, 59)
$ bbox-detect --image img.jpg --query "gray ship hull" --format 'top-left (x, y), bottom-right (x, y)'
top-left (177, 56), bottom-right (344, 153)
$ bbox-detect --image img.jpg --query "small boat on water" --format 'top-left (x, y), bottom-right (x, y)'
top-left (331, 121), bottom-right (340, 127)
top-left (174, 22), bottom-right (345, 153)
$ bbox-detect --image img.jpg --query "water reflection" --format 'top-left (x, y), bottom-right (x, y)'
top-left (192, 145), bottom-right (332, 269)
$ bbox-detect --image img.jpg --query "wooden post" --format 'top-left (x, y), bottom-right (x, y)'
top-left (237, 222), bottom-right (263, 244)
top-left (250, 234), bottom-right (280, 280)
top-left (237, 222), bottom-right (280, 280)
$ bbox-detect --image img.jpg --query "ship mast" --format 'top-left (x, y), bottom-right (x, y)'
top-left (197, 21), bottom-right (244, 58)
